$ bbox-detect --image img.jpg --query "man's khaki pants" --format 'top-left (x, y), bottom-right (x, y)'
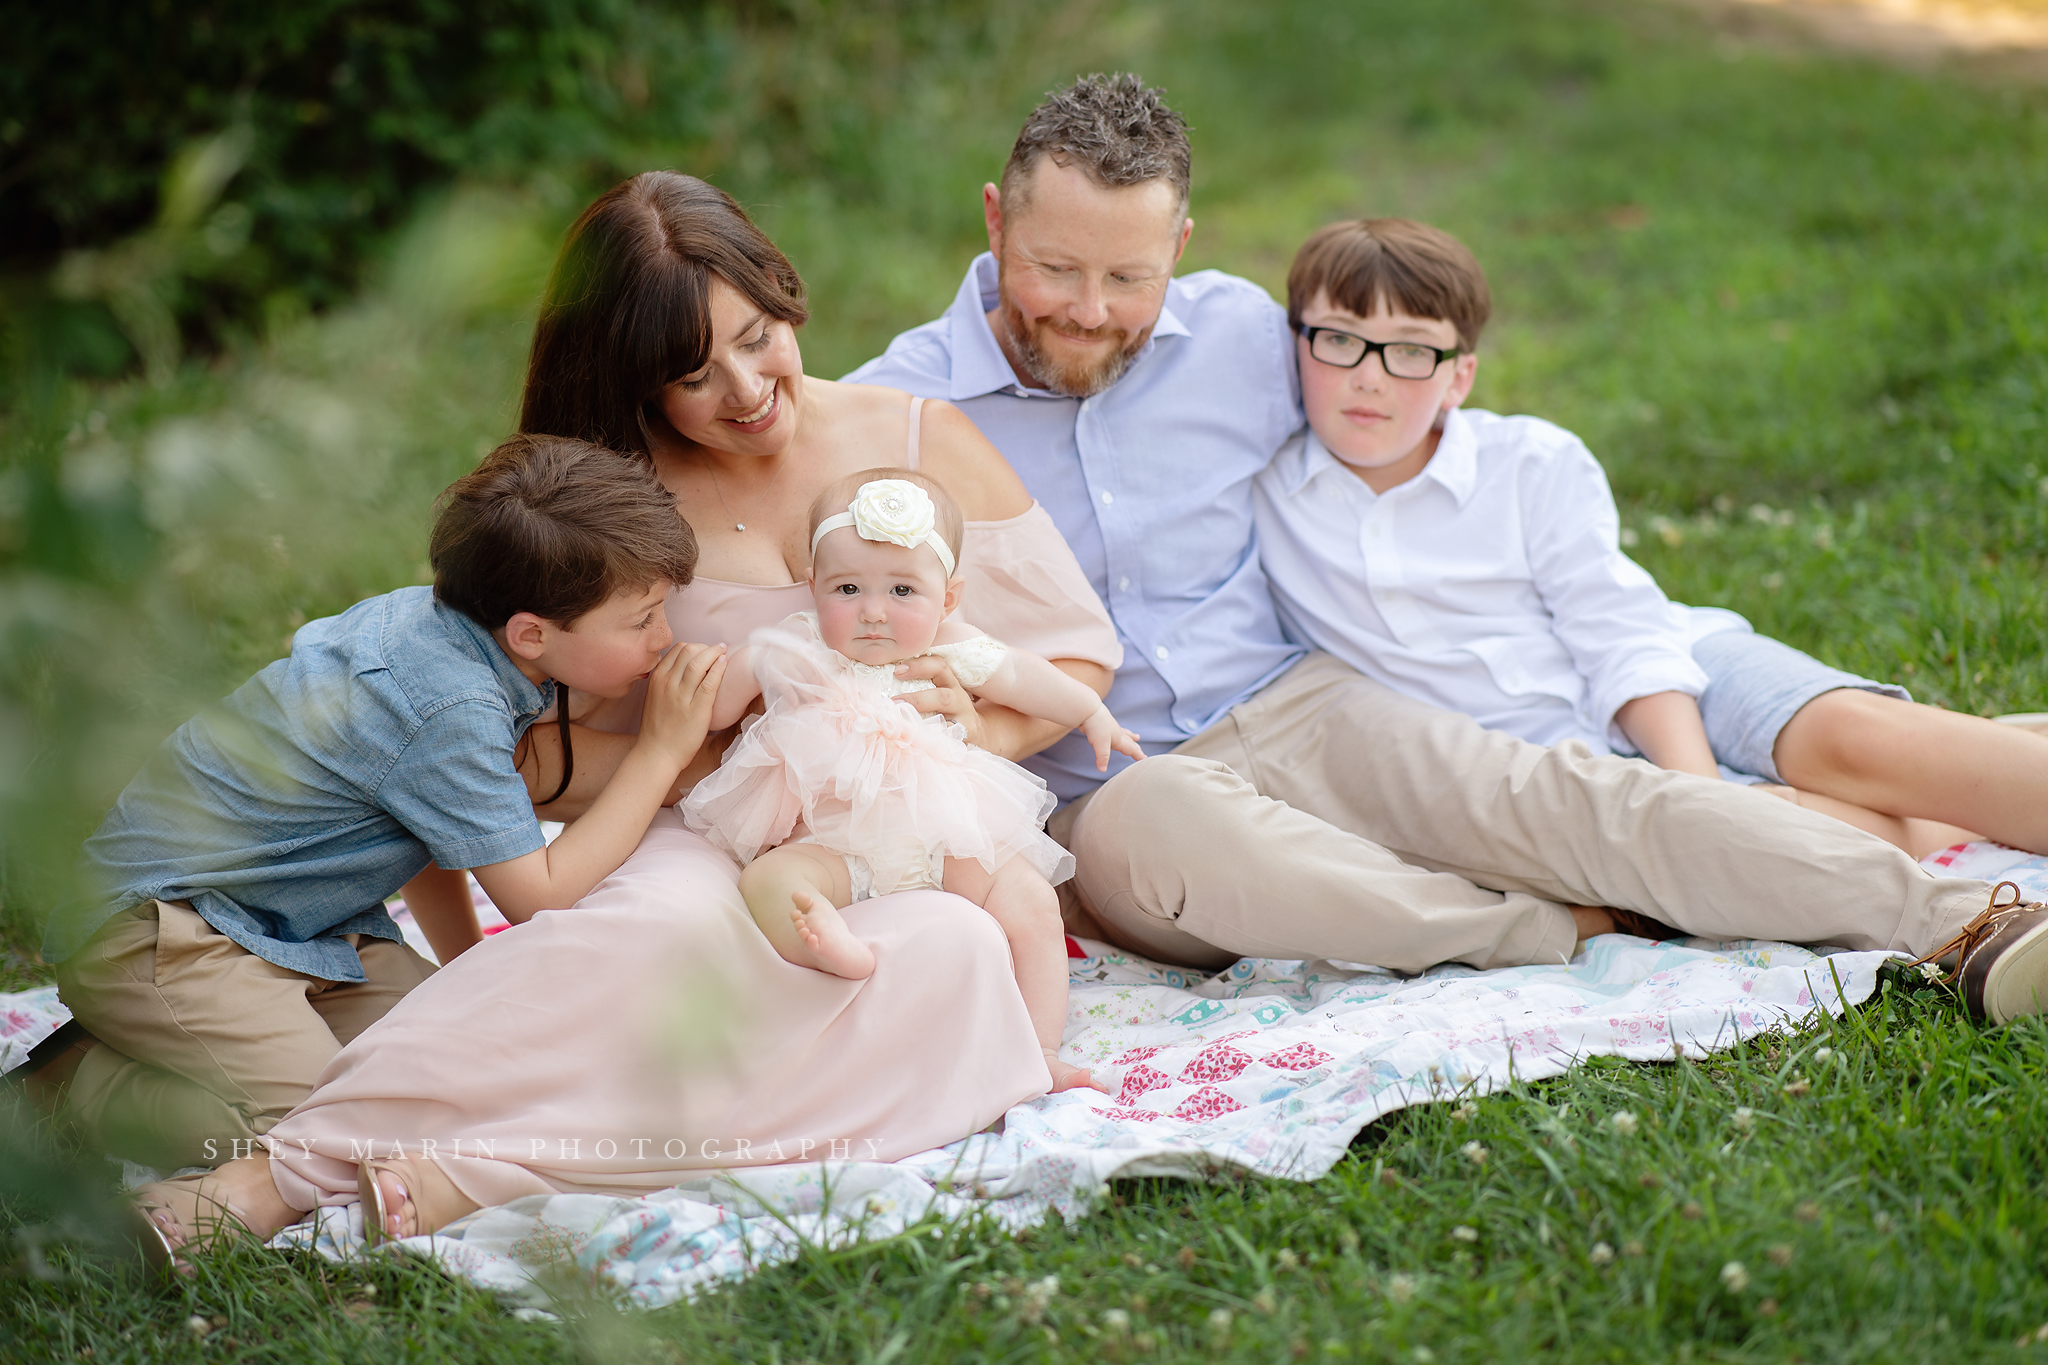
top-left (1055, 653), bottom-right (1991, 972)
top-left (52, 899), bottom-right (436, 1171)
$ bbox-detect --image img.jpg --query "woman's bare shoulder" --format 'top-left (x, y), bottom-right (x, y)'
top-left (805, 375), bottom-right (906, 425)
top-left (802, 378), bottom-right (919, 466)
top-left (916, 399), bottom-right (1031, 521)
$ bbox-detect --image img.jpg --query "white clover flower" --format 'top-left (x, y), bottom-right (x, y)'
top-left (1461, 1140), bottom-right (1489, 1165)
top-left (1720, 1261), bottom-right (1750, 1293)
top-left (1102, 1309), bottom-right (1131, 1332)
top-left (1813, 1047), bottom-right (1834, 1063)
top-left (1918, 962), bottom-right (1948, 983)
top-left (1449, 1101), bottom-right (1477, 1122)
top-left (1589, 1242), bottom-right (1615, 1265)
top-left (1025, 1275), bottom-right (1059, 1307)
top-left (1386, 1273), bottom-right (1418, 1305)
top-left (850, 478), bottom-right (937, 549)
top-left (1610, 1110), bottom-right (1639, 1136)
top-left (1276, 1248), bottom-right (1300, 1270)
top-left (1732, 1106), bottom-right (1755, 1133)
top-left (1208, 1308), bottom-right (1234, 1338)
top-left (1451, 1225), bottom-right (1479, 1243)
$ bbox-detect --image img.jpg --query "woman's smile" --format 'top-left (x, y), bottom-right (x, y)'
top-left (724, 385), bottom-right (780, 432)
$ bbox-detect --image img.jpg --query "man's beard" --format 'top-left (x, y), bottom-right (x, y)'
top-left (997, 295), bottom-right (1150, 399)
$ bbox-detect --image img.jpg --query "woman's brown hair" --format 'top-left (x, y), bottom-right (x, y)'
top-left (519, 172), bottom-right (809, 457)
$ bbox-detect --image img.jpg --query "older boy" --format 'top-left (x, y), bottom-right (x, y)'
top-left (849, 73), bottom-right (2044, 1016)
top-left (23, 434), bottom-right (727, 1169)
top-left (1254, 216), bottom-right (2048, 1018)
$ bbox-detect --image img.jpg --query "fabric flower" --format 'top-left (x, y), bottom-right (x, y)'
top-left (851, 479), bottom-right (937, 549)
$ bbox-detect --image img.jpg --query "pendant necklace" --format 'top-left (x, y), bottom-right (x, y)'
top-left (707, 464), bottom-right (771, 533)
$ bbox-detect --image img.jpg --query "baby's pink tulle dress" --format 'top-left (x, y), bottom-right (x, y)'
top-left (682, 613), bottom-right (1074, 898)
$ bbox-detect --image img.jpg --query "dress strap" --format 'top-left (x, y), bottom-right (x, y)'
top-left (905, 395), bottom-right (925, 471)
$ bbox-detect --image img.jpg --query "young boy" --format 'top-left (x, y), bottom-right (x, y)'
top-left (21, 433), bottom-right (727, 1171)
top-left (1253, 217), bottom-right (2048, 871)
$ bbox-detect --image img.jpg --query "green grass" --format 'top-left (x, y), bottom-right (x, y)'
top-left (5, 0), bottom-right (2048, 1359)
top-left (9, 976), bottom-right (2047, 1362)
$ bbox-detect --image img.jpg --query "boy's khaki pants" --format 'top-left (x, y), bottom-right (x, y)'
top-left (52, 899), bottom-right (436, 1171)
top-left (1053, 652), bottom-right (1993, 972)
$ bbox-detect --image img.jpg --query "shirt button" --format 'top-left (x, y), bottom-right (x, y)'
top-left (1100, 490), bottom-right (1115, 505)
top-left (1155, 646), bottom-right (1170, 661)
top-left (1118, 576), bottom-right (1130, 591)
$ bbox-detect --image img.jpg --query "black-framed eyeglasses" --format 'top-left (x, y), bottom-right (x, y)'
top-left (1295, 324), bottom-right (1460, 379)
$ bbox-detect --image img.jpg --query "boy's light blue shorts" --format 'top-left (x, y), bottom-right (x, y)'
top-left (1693, 626), bottom-right (1910, 785)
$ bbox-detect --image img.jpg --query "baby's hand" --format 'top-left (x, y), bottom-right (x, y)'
top-left (641, 642), bottom-right (727, 767)
top-left (1078, 704), bottom-right (1145, 773)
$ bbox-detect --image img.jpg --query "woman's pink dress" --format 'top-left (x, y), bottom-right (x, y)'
top-left (264, 502), bottom-right (1122, 1214)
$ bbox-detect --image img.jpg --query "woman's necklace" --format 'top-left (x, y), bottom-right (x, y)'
top-left (706, 464), bottom-right (772, 533)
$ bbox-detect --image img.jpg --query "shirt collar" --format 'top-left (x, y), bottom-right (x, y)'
top-left (942, 252), bottom-right (1192, 402)
top-left (1286, 407), bottom-right (1479, 506)
top-left (436, 597), bottom-right (553, 722)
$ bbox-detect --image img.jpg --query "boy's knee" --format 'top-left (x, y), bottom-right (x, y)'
top-left (1778, 688), bottom-right (1914, 782)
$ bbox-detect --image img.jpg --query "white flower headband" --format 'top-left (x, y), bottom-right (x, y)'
top-left (809, 478), bottom-right (956, 575)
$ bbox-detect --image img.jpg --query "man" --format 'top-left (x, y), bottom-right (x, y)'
top-left (848, 74), bottom-right (2045, 1017)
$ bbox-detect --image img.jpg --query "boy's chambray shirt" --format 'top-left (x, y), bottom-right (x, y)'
top-left (846, 252), bottom-right (1307, 803)
top-left (48, 587), bottom-right (551, 982)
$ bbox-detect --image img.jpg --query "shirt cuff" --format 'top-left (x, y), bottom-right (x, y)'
top-left (429, 821), bottom-right (548, 872)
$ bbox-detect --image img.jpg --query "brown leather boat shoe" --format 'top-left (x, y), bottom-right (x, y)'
top-left (1908, 881), bottom-right (2048, 1024)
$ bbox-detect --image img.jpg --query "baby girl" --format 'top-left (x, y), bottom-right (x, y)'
top-left (681, 470), bottom-right (1142, 1093)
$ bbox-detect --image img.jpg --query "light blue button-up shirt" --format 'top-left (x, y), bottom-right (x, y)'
top-left (50, 587), bottom-right (551, 981)
top-left (847, 253), bottom-right (1307, 802)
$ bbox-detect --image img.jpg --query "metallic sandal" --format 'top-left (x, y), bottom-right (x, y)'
top-left (1907, 881), bottom-right (2048, 1024)
top-left (128, 1174), bottom-right (246, 1275)
top-left (357, 1155), bottom-right (475, 1245)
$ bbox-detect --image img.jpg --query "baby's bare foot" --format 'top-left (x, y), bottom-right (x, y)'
top-left (791, 891), bottom-right (876, 979)
top-left (1045, 1054), bottom-right (1110, 1094)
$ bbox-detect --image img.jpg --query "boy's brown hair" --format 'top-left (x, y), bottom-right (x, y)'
top-left (806, 467), bottom-right (966, 571)
top-left (432, 433), bottom-right (698, 629)
top-left (1286, 218), bottom-right (1492, 352)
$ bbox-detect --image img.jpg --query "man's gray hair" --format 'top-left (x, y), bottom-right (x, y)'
top-left (1000, 73), bottom-right (1191, 214)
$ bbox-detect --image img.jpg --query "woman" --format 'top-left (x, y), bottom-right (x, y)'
top-left (134, 172), bottom-right (1123, 1256)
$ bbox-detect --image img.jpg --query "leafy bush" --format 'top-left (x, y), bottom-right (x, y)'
top-left (0, 0), bottom-right (724, 349)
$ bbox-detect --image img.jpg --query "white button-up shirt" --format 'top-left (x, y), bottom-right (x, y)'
top-left (1253, 408), bottom-right (1707, 752)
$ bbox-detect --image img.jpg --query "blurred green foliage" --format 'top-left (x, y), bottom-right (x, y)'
top-left (2, 0), bottom-right (723, 343)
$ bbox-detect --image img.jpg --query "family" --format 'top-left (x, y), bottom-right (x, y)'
top-left (19, 75), bottom-right (2048, 1267)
